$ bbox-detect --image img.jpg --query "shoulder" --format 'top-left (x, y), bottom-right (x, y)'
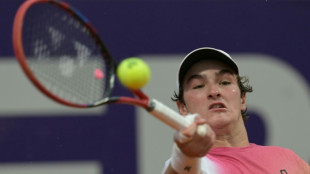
top-left (251, 144), bottom-right (304, 160)
top-left (251, 144), bottom-right (294, 153)
top-left (251, 144), bottom-right (310, 172)
top-left (253, 144), bottom-right (293, 151)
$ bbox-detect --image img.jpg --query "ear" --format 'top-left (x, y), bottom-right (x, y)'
top-left (241, 93), bottom-right (247, 112)
top-left (176, 101), bottom-right (188, 116)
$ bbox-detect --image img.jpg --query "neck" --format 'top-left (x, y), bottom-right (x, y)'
top-left (212, 119), bottom-right (249, 148)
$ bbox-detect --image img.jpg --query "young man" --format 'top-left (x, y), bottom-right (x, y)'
top-left (162, 47), bottom-right (310, 174)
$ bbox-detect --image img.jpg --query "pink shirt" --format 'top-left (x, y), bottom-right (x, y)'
top-left (207, 143), bottom-right (310, 174)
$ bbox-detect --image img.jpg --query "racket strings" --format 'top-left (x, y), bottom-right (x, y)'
top-left (22, 3), bottom-right (109, 105)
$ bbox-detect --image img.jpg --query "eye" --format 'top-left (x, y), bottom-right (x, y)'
top-left (220, 80), bottom-right (231, 86)
top-left (193, 84), bottom-right (204, 89)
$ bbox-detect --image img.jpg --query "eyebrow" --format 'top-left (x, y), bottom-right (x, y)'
top-left (186, 74), bottom-right (204, 85)
top-left (216, 69), bottom-right (234, 76)
top-left (185, 69), bottom-right (234, 85)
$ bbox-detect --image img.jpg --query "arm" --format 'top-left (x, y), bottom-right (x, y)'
top-left (164, 164), bottom-right (178, 174)
top-left (162, 116), bottom-right (215, 174)
top-left (164, 161), bottom-right (203, 174)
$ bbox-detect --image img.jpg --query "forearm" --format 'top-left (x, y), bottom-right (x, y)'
top-left (164, 164), bottom-right (178, 174)
top-left (163, 144), bottom-right (202, 174)
top-left (162, 115), bottom-right (214, 174)
top-left (163, 163), bottom-right (203, 174)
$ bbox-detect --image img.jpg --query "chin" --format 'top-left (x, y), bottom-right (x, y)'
top-left (208, 115), bottom-right (232, 129)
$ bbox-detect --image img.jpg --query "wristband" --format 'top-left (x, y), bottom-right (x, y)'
top-left (170, 144), bottom-right (201, 174)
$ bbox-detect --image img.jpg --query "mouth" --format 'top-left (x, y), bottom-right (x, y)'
top-left (209, 102), bottom-right (226, 110)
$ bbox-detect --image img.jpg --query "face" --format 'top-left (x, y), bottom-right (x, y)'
top-left (178, 59), bottom-right (246, 130)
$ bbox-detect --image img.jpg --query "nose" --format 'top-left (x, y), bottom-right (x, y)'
top-left (207, 84), bottom-right (221, 99)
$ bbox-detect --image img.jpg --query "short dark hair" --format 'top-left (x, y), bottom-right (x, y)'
top-left (171, 75), bottom-right (253, 123)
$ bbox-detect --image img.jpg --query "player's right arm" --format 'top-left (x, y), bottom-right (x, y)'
top-left (163, 164), bottom-right (178, 174)
top-left (162, 117), bottom-right (215, 174)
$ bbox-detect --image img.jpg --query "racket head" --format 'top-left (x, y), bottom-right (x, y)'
top-left (13, 0), bottom-right (116, 108)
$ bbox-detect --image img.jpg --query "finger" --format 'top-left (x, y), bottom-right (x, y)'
top-left (182, 122), bottom-right (197, 137)
top-left (191, 127), bottom-right (215, 157)
top-left (194, 116), bottom-right (207, 125)
top-left (193, 116), bottom-right (208, 136)
top-left (175, 123), bottom-right (216, 157)
top-left (174, 122), bottom-right (197, 143)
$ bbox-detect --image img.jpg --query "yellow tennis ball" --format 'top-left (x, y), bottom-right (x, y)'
top-left (117, 57), bottom-right (151, 90)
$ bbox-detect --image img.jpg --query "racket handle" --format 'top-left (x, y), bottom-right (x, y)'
top-left (149, 99), bottom-right (208, 137)
top-left (148, 99), bottom-right (191, 131)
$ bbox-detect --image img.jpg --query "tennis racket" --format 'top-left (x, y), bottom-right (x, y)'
top-left (12, 0), bottom-right (206, 134)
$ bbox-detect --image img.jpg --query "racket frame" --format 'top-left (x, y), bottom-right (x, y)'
top-left (13, 0), bottom-right (118, 108)
top-left (12, 0), bottom-right (201, 133)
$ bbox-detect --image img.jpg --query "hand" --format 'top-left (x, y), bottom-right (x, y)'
top-left (174, 116), bottom-right (215, 158)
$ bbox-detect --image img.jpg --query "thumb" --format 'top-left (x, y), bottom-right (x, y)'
top-left (174, 122), bottom-right (197, 143)
top-left (174, 113), bottom-right (200, 143)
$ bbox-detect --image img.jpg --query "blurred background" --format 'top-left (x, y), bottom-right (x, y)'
top-left (1, 0), bottom-right (309, 174)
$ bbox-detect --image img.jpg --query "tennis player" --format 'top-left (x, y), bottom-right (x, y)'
top-left (162, 47), bottom-right (310, 174)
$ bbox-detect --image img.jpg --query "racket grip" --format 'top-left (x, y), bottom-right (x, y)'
top-left (149, 99), bottom-right (191, 131)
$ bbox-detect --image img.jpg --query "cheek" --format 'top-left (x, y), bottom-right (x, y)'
top-left (229, 88), bottom-right (245, 110)
top-left (184, 92), bottom-right (206, 111)
top-left (231, 88), bottom-right (238, 94)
